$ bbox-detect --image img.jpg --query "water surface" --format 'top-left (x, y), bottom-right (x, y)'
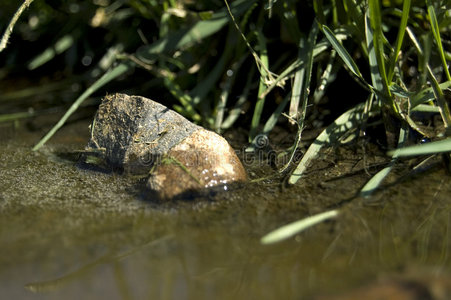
top-left (1, 117), bottom-right (451, 299)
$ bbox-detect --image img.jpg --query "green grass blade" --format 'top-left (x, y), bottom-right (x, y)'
top-left (411, 104), bottom-right (440, 113)
top-left (247, 94), bottom-right (289, 152)
top-left (388, 138), bottom-right (451, 157)
top-left (360, 166), bottom-right (393, 197)
top-left (360, 125), bottom-right (407, 197)
top-left (261, 209), bottom-right (340, 244)
top-left (404, 24), bottom-right (437, 89)
top-left (136, 0), bottom-right (254, 61)
top-left (426, 67), bottom-right (451, 128)
top-left (0, 110), bottom-right (36, 122)
top-left (289, 100), bottom-right (379, 184)
top-left (191, 26), bottom-right (236, 107)
top-left (281, 22), bottom-right (319, 172)
top-left (32, 1), bottom-right (255, 151)
top-left (163, 76), bottom-right (201, 122)
top-left (410, 81), bottom-right (451, 108)
top-left (313, 0), bottom-right (326, 25)
top-left (313, 49), bottom-right (337, 104)
top-left (288, 47), bottom-right (305, 121)
top-left (368, 0), bottom-right (391, 98)
top-left (214, 56), bottom-right (244, 132)
top-left (28, 34), bottom-right (76, 70)
top-left (387, 0), bottom-right (411, 82)
top-left (221, 66), bottom-right (255, 130)
top-left (364, 12), bottom-right (382, 93)
top-left (249, 29), bottom-right (269, 141)
top-left (289, 22), bottom-right (319, 123)
top-left (321, 25), bottom-right (363, 80)
top-left (426, 0), bottom-right (451, 81)
top-left (260, 27), bottom-right (349, 100)
top-left (32, 62), bottom-right (133, 151)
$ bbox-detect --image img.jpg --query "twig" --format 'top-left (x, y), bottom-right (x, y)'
top-left (0, 0), bottom-right (35, 53)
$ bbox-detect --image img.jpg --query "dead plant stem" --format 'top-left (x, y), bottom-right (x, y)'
top-left (0, 0), bottom-right (35, 53)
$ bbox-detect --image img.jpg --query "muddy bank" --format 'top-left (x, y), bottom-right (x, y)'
top-left (1, 116), bottom-right (451, 299)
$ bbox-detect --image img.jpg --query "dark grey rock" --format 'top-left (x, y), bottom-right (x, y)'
top-left (85, 93), bottom-right (199, 174)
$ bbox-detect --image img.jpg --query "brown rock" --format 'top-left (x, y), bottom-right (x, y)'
top-left (82, 93), bottom-right (247, 200)
top-left (147, 128), bottom-right (247, 200)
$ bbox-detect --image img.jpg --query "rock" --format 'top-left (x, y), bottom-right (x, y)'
top-left (83, 93), bottom-right (247, 200)
top-left (147, 128), bottom-right (247, 199)
top-left (85, 93), bottom-right (200, 175)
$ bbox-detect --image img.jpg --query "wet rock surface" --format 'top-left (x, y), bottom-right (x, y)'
top-left (83, 93), bottom-right (246, 199)
top-left (147, 128), bottom-right (247, 199)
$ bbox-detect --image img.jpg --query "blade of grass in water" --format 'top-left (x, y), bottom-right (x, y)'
top-left (360, 125), bottom-right (407, 197)
top-left (289, 100), bottom-right (379, 184)
top-left (261, 209), bottom-right (340, 244)
top-left (32, 62), bottom-right (133, 151)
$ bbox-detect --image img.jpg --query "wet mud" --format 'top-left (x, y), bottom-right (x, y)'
top-left (1, 115), bottom-right (451, 299)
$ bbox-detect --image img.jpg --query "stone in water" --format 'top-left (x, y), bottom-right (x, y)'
top-left (84, 93), bottom-right (247, 200)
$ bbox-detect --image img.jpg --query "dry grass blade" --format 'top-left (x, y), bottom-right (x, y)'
top-left (0, 0), bottom-right (35, 52)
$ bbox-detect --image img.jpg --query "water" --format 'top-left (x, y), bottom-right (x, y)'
top-left (1, 117), bottom-right (451, 299)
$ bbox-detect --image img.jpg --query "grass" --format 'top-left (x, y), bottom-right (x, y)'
top-left (1, 0), bottom-right (450, 243)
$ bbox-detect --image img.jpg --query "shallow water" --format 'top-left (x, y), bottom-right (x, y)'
top-left (1, 117), bottom-right (451, 299)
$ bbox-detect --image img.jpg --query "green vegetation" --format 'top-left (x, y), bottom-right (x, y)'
top-left (1, 1), bottom-right (450, 241)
